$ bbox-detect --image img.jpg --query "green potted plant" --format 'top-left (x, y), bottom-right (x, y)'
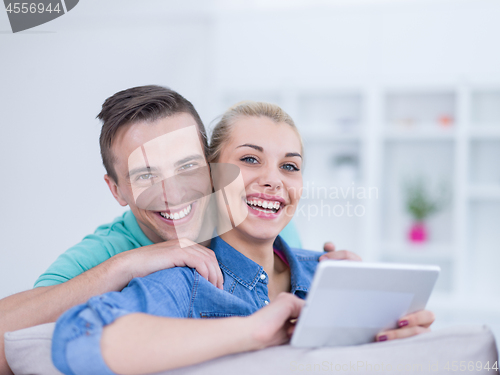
top-left (404, 178), bottom-right (447, 243)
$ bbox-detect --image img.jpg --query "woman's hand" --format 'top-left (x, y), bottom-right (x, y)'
top-left (375, 310), bottom-right (435, 342)
top-left (319, 242), bottom-right (362, 261)
top-left (246, 292), bottom-right (305, 350)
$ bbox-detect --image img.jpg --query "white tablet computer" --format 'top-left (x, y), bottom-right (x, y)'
top-left (291, 261), bottom-right (440, 348)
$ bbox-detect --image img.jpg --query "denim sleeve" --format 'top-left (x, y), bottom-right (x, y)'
top-left (51, 268), bottom-right (195, 375)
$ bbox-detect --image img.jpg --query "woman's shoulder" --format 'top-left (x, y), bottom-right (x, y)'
top-left (289, 247), bottom-right (322, 260)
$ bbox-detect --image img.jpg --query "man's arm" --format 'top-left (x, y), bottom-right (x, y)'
top-left (0, 239), bottom-right (223, 374)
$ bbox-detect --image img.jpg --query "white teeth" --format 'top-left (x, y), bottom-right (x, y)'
top-left (160, 204), bottom-right (192, 220)
top-left (245, 198), bottom-right (282, 213)
top-left (253, 207), bottom-right (273, 213)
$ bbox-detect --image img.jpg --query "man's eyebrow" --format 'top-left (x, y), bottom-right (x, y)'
top-left (285, 152), bottom-right (302, 159)
top-left (236, 144), bottom-right (263, 152)
top-left (127, 155), bottom-right (205, 178)
top-left (174, 154), bottom-right (204, 167)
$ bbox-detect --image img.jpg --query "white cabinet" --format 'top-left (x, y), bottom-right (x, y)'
top-left (217, 85), bottom-right (500, 311)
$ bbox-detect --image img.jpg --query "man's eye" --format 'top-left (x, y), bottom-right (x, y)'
top-left (241, 156), bottom-right (258, 164)
top-left (282, 163), bottom-right (299, 172)
top-left (138, 173), bottom-right (155, 180)
top-left (179, 163), bottom-right (197, 171)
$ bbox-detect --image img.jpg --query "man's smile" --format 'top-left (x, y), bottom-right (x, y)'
top-left (159, 203), bottom-right (192, 220)
top-left (154, 200), bottom-right (198, 226)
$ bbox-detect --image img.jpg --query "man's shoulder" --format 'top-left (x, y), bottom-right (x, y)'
top-left (34, 211), bottom-right (146, 287)
top-left (81, 210), bottom-right (150, 250)
top-left (91, 210), bottom-right (133, 237)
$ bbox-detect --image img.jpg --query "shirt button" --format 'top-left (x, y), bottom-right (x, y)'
top-left (260, 274), bottom-right (266, 280)
top-left (264, 300), bottom-right (269, 305)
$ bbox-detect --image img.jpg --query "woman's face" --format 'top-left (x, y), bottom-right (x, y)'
top-left (217, 116), bottom-right (303, 242)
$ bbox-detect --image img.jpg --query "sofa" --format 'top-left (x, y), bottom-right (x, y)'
top-left (4, 323), bottom-right (499, 375)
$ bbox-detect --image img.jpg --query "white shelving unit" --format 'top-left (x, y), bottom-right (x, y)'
top-left (216, 85), bottom-right (500, 314)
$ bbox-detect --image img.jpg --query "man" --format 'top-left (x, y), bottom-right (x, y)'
top-left (0, 86), bottom-right (359, 374)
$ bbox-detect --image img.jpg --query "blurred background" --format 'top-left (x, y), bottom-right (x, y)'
top-left (1, 0), bottom-right (499, 341)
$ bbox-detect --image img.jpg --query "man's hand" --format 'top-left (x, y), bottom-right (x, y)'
top-left (118, 238), bottom-right (223, 290)
top-left (246, 292), bottom-right (305, 350)
top-left (320, 242), bottom-right (362, 261)
top-left (375, 310), bottom-right (435, 342)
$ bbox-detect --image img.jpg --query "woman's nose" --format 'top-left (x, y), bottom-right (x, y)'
top-left (259, 166), bottom-right (283, 190)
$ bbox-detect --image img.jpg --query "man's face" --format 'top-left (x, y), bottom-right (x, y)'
top-left (106, 113), bottom-right (211, 243)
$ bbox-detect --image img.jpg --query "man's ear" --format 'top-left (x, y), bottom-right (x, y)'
top-left (104, 175), bottom-right (128, 207)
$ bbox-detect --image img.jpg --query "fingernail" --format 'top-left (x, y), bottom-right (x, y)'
top-left (398, 320), bottom-right (409, 327)
top-left (377, 335), bottom-right (387, 342)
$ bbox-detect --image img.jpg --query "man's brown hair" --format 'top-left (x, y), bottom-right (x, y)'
top-left (97, 85), bottom-right (208, 183)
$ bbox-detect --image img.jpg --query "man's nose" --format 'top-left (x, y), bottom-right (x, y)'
top-left (161, 171), bottom-right (212, 207)
top-left (161, 175), bottom-right (191, 207)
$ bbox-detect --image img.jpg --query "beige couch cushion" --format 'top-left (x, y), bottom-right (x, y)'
top-left (5, 323), bottom-right (498, 375)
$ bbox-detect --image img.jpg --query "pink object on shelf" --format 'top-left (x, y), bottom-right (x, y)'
top-left (409, 222), bottom-right (427, 243)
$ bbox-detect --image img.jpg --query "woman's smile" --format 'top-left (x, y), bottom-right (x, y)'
top-left (244, 193), bottom-right (286, 219)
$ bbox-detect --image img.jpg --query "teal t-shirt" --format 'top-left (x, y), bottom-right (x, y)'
top-left (34, 210), bottom-right (302, 288)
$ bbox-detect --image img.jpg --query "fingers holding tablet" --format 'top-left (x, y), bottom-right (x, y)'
top-left (376, 309), bottom-right (436, 342)
top-left (376, 324), bottom-right (431, 342)
top-left (399, 309), bottom-right (436, 329)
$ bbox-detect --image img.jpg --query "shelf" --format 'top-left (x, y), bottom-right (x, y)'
top-left (380, 242), bottom-right (454, 262)
top-left (469, 186), bottom-right (500, 201)
top-left (301, 130), bottom-right (362, 142)
top-left (384, 127), bottom-right (456, 141)
top-left (427, 293), bottom-right (500, 315)
top-left (468, 126), bottom-right (500, 139)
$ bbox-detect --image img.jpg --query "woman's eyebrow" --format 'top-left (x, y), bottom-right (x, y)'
top-left (286, 152), bottom-right (302, 159)
top-left (236, 144), bottom-right (263, 152)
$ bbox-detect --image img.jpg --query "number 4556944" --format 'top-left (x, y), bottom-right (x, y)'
top-left (5, 3), bottom-right (61, 14)
top-left (444, 361), bottom-right (498, 371)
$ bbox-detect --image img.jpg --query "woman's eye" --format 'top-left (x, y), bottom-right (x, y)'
top-left (241, 156), bottom-right (259, 164)
top-left (282, 163), bottom-right (300, 172)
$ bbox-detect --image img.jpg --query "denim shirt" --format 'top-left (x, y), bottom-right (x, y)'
top-left (52, 235), bottom-right (320, 375)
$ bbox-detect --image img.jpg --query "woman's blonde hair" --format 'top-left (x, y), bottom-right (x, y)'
top-left (208, 101), bottom-right (303, 163)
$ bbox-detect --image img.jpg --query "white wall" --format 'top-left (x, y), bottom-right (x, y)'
top-left (0, 0), bottom-right (214, 297)
top-left (1, 0), bottom-right (499, 304)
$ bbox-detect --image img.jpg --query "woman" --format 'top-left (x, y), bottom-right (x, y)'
top-left (52, 102), bottom-right (434, 375)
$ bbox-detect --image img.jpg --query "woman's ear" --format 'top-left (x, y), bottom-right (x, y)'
top-left (104, 175), bottom-right (128, 207)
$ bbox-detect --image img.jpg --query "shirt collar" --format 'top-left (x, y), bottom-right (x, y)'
top-left (273, 235), bottom-right (313, 294)
top-left (210, 235), bottom-right (313, 294)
